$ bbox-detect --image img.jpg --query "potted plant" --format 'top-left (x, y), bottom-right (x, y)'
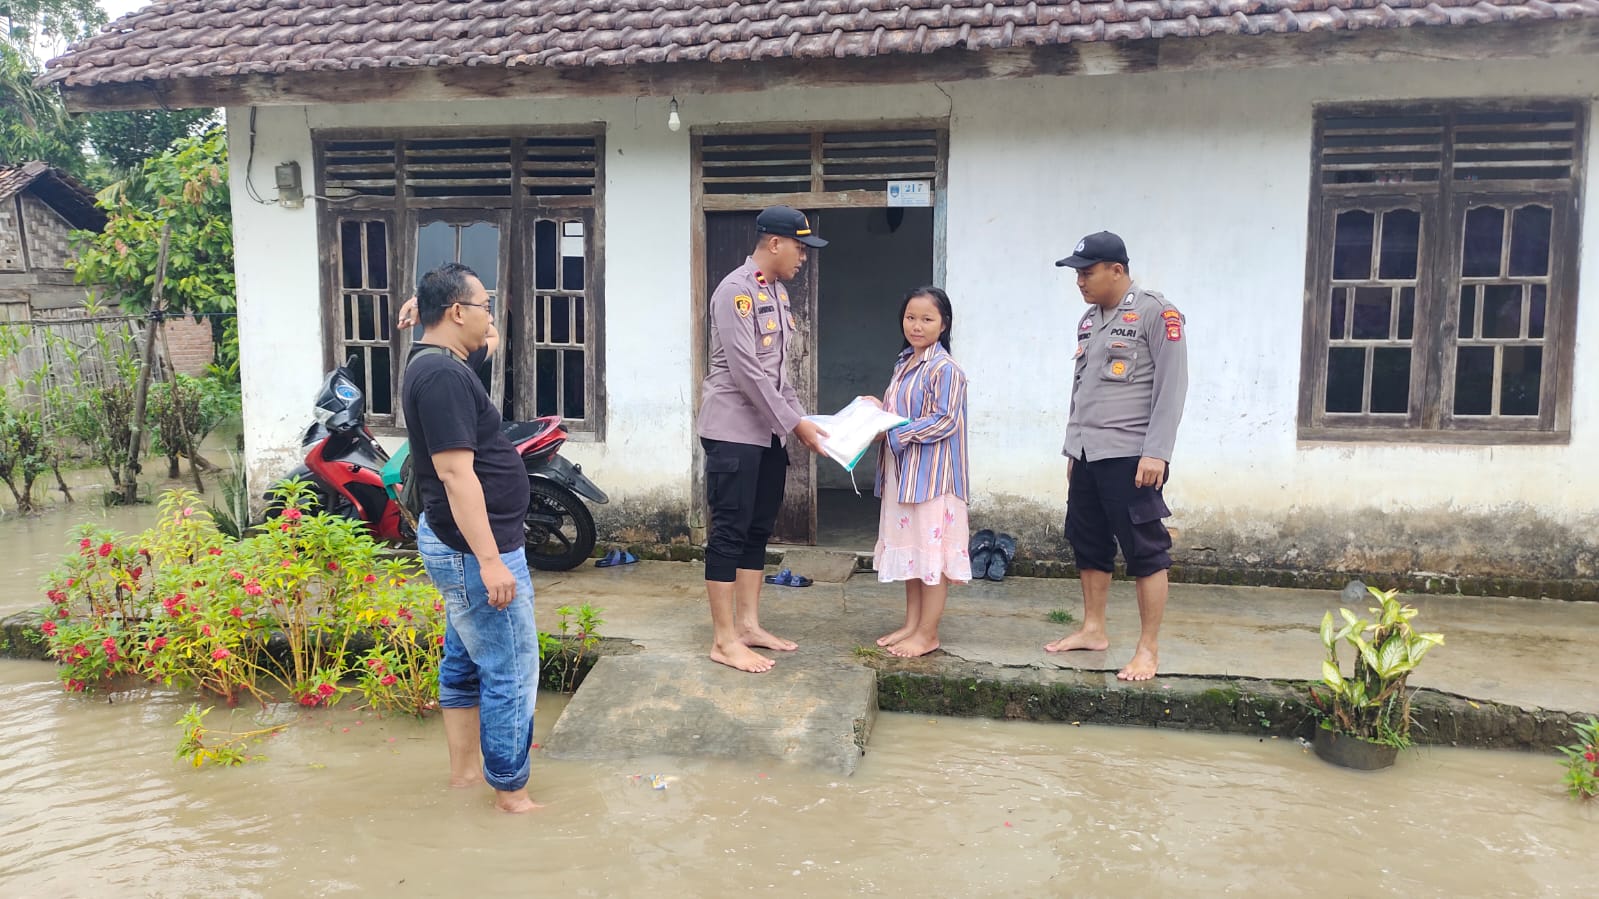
top-left (1309, 584), bottom-right (1445, 770)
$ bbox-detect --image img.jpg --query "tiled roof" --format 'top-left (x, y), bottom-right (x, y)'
top-left (0, 162), bottom-right (107, 231)
top-left (42, 0), bottom-right (1599, 89)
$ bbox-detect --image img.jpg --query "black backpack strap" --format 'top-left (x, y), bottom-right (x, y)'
top-left (406, 345), bottom-right (452, 367)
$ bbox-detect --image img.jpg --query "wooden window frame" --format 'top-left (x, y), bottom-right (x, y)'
top-left (314, 128), bottom-right (605, 438)
top-left (1299, 100), bottom-right (1585, 445)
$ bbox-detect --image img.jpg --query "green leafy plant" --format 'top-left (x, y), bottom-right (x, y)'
top-left (1309, 586), bottom-right (1445, 749)
top-left (70, 130), bottom-right (234, 326)
top-left (149, 372), bottom-right (239, 478)
top-left (1556, 716), bottom-right (1598, 800)
top-left (175, 703), bottom-right (282, 768)
top-left (1046, 608), bottom-right (1075, 625)
top-left (37, 484), bottom-right (444, 709)
top-left (541, 603), bottom-right (605, 693)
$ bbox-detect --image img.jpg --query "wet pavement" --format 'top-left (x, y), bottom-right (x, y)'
top-left (539, 559), bottom-right (1599, 716)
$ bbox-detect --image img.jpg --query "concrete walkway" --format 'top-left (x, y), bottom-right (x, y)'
top-left (537, 559), bottom-right (1599, 717)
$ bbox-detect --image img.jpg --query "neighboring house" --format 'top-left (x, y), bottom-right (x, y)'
top-left (0, 161), bottom-right (215, 379)
top-left (0, 161), bottom-right (105, 316)
top-left (41, 1), bottom-right (1599, 587)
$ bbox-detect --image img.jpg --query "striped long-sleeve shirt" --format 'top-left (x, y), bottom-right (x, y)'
top-left (875, 343), bottom-right (970, 504)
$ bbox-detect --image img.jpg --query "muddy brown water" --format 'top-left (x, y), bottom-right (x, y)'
top-left (1, 496), bottom-right (1594, 896)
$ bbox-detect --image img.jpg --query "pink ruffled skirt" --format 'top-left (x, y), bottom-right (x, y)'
top-left (872, 461), bottom-right (972, 585)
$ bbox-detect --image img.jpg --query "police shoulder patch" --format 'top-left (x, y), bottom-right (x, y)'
top-left (734, 294), bottom-right (753, 318)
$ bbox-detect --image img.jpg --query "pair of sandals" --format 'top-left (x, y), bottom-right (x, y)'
top-left (595, 549), bottom-right (638, 568)
top-left (763, 568), bottom-right (814, 588)
top-left (970, 529), bottom-right (1017, 582)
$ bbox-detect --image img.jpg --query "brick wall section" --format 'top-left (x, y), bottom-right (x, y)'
top-left (161, 316), bottom-right (215, 376)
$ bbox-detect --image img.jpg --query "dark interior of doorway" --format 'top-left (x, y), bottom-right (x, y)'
top-left (815, 206), bottom-right (935, 550)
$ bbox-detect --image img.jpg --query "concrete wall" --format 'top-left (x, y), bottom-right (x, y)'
top-left (942, 55), bottom-right (1599, 581)
top-left (230, 50), bottom-right (1599, 581)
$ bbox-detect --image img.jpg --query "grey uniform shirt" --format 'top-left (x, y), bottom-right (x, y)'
top-left (1062, 284), bottom-right (1189, 462)
top-left (697, 258), bottom-right (805, 446)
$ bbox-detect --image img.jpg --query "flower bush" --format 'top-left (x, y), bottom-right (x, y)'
top-left (1557, 717), bottom-right (1599, 800)
top-left (38, 485), bottom-right (445, 715)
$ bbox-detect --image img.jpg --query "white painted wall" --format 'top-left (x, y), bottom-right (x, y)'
top-left (226, 105), bottom-right (322, 490)
top-left (230, 51), bottom-right (1599, 573)
top-left (942, 56), bottom-right (1599, 537)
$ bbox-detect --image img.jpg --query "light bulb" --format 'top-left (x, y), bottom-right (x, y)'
top-left (667, 98), bottom-right (681, 132)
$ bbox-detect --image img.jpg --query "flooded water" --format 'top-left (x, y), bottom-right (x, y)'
top-left (0, 662), bottom-right (1592, 897)
top-left (1, 491), bottom-right (1594, 896)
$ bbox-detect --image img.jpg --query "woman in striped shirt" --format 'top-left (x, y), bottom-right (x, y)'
top-left (869, 286), bottom-right (972, 658)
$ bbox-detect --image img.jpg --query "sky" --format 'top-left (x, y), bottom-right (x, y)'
top-left (100, 0), bottom-right (149, 21)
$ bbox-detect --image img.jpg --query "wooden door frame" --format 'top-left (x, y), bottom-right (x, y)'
top-left (687, 120), bottom-right (950, 543)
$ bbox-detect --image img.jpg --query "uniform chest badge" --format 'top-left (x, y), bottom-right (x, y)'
top-left (788, 313), bottom-right (797, 328)
top-left (1120, 292), bottom-right (1136, 308)
top-left (762, 335), bottom-right (773, 347)
top-left (1111, 360), bottom-right (1128, 376)
top-left (1073, 344), bottom-right (1084, 359)
top-left (765, 319), bottom-right (777, 331)
top-left (734, 295), bottom-right (753, 318)
top-left (757, 292), bottom-right (768, 301)
top-left (1122, 312), bottom-right (1139, 323)
top-left (1078, 316), bottom-right (1094, 333)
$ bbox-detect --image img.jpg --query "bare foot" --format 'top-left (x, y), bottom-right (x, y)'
top-left (711, 640), bottom-right (776, 673)
top-left (738, 626), bottom-right (797, 652)
top-left (1044, 629), bottom-right (1110, 653)
top-left (876, 625), bottom-right (915, 647)
top-left (887, 635), bottom-right (940, 658)
top-left (1117, 646), bottom-right (1159, 681)
top-left (494, 789), bottom-right (543, 814)
top-left (449, 771), bottom-right (484, 789)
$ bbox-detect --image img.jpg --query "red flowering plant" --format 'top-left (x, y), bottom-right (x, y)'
top-left (352, 564), bottom-right (447, 715)
top-left (37, 485), bottom-right (445, 718)
top-left (1558, 716), bottom-right (1599, 800)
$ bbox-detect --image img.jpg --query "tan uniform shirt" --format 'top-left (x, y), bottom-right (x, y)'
top-left (697, 258), bottom-right (805, 446)
top-left (1062, 284), bottom-right (1189, 462)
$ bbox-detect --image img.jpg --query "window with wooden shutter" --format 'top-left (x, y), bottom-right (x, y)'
top-left (1300, 102), bottom-right (1583, 442)
top-left (316, 130), bottom-right (604, 435)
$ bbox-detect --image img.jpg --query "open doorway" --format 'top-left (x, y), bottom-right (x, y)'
top-left (815, 206), bottom-right (935, 550)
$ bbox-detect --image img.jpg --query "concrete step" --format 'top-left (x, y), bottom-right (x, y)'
top-left (543, 650), bottom-right (877, 774)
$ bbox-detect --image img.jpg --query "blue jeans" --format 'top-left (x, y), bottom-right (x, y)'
top-left (416, 514), bottom-right (539, 793)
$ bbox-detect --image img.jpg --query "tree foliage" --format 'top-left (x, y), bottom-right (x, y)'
top-left (1, 0), bottom-right (106, 59)
top-left (85, 108), bottom-right (219, 174)
top-left (71, 128), bottom-right (235, 317)
top-left (0, 37), bottom-right (84, 175)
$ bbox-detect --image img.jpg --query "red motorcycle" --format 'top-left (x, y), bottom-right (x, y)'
top-left (267, 358), bottom-right (607, 571)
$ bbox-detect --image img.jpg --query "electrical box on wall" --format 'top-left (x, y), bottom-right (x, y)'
top-left (274, 161), bottom-right (304, 208)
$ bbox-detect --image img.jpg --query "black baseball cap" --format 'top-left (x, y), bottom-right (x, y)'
top-left (756, 205), bottom-right (828, 248)
top-left (1056, 231), bottom-right (1129, 268)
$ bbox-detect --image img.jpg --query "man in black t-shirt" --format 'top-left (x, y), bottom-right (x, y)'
top-left (403, 263), bottom-right (540, 815)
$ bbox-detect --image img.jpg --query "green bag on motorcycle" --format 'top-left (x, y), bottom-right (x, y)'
top-left (381, 441), bottom-right (422, 532)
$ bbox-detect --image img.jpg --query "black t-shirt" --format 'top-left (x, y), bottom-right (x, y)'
top-left (402, 344), bottom-right (528, 554)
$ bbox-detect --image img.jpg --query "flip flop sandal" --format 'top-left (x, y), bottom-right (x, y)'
top-left (619, 551), bottom-right (638, 565)
top-left (986, 533), bottom-right (1018, 582)
top-left (784, 573), bottom-right (814, 588)
top-left (764, 568), bottom-right (793, 585)
top-left (595, 549), bottom-right (623, 568)
top-left (969, 528), bottom-right (996, 577)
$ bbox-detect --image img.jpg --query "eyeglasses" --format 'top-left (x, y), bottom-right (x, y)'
top-left (455, 300), bottom-right (494, 314)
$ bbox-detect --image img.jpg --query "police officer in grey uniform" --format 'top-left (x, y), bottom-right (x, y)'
top-left (1044, 231), bottom-right (1188, 682)
top-left (697, 205), bottom-right (829, 674)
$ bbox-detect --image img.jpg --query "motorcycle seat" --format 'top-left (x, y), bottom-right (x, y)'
top-left (501, 419), bottom-right (557, 445)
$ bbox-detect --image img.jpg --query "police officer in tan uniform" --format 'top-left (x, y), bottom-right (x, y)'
top-left (698, 206), bottom-right (829, 674)
top-left (1044, 231), bottom-right (1188, 682)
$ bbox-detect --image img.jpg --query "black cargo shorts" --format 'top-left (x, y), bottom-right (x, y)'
top-left (701, 436), bottom-right (788, 583)
top-left (1064, 454), bottom-right (1173, 578)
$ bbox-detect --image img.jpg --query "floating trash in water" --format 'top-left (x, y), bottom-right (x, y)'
top-left (628, 773), bottom-right (677, 790)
